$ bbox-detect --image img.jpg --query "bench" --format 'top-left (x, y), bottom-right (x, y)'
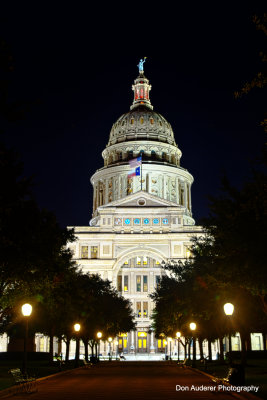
top-left (177, 358), bottom-right (188, 368)
top-left (9, 368), bottom-right (37, 393)
top-left (83, 359), bottom-right (93, 368)
top-left (212, 364), bottom-right (245, 387)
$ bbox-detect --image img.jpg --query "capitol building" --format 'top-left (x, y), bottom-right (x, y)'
top-left (67, 61), bottom-right (203, 357)
top-left (1, 61), bottom-right (263, 358)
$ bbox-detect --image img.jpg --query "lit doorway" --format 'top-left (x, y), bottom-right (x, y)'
top-left (137, 332), bottom-right (147, 353)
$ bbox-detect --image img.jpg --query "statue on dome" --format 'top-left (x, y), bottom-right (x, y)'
top-left (137, 57), bottom-right (147, 73)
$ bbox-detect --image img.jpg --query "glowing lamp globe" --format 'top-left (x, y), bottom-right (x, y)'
top-left (176, 331), bottom-right (181, 338)
top-left (21, 303), bottom-right (32, 317)
top-left (97, 332), bottom-right (102, 339)
top-left (74, 323), bottom-right (81, 332)
top-left (224, 303), bottom-right (234, 316)
top-left (108, 337), bottom-right (113, 342)
top-left (189, 322), bottom-right (196, 331)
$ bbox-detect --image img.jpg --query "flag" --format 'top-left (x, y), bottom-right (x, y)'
top-left (128, 166), bottom-right (141, 178)
top-left (129, 156), bottom-right (142, 168)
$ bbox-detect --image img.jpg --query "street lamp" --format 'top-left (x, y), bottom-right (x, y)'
top-left (74, 323), bottom-right (81, 367)
top-left (97, 332), bottom-right (102, 361)
top-left (224, 303), bottom-right (234, 316)
top-left (108, 337), bottom-right (112, 361)
top-left (224, 303), bottom-right (234, 356)
top-left (189, 322), bottom-right (197, 368)
top-left (21, 303), bottom-right (32, 375)
top-left (168, 337), bottom-right (172, 360)
top-left (176, 332), bottom-right (181, 361)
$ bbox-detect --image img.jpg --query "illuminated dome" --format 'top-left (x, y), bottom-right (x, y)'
top-left (108, 105), bottom-right (176, 147)
top-left (91, 62), bottom-right (194, 226)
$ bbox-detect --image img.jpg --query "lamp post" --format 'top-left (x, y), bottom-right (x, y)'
top-left (21, 303), bottom-right (32, 376)
top-left (115, 340), bottom-right (119, 360)
top-left (176, 332), bottom-right (181, 361)
top-left (224, 303), bottom-right (234, 359)
top-left (74, 323), bottom-right (81, 367)
top-left (108, 337), bottom-right (112, 361)
top-left (163, 339), bottom-right (168, 360)
top-left (190, 322), bottom-right (197, 368)
top-left (97, 332), bottom-right (102, 362)
top-left (168, 337), bottom-right (172, 360)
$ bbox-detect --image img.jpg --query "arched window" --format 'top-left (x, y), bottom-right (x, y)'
top-left (151, 150), bottom-right (156, 160)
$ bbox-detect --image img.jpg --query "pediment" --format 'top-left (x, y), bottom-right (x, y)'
top-left (99, 191), bottom-right (181, 209)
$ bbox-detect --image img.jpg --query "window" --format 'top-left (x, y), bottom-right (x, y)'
top-left (136, 276), bottom-right (141, 292)
top-left (137, 257), bottom-right (141, 265)
top-left (143, 256), bottom-right (147, 265)
top-left (143, 276), bottom-right (148, 292)
top-left (91, 246), bottom-right (98, 259)
top-left (81, 246), bottom-right (88, 259)
top-left (117, 276), bottom-right (122, 292)
top-left (155, 275), bottom-right (161, 290)
top-left (124, 276), bottom-right (128, 292)
top-left (143, 302), bottom-right (148, 318)
top-left (136, 302), bottom-right (141, 318)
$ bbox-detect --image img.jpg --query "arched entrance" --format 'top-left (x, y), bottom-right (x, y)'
top-left (114, 252), bottom-right (165, 355)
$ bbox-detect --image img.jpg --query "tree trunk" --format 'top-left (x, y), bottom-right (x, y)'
top-left (187, 340), bottom-right (191, 360)
top-left (65, 338), bottom-right (70, 361)
top-left (83, 338), bottom-right (89, 361)
top-left (208, 339), bottom-right (212, 361)
top-left (49, 333), bottom-right (54, 364)
top-left (95, 343), bottom-right (98, 359)
top-left (219, 337), bottom-right (224, 363)
top-left (262, 333), bottom-right (267, 351)
top-left (198, 338), bottom-right (204, 359)
top-left (240, 332), bottom-right (247, 366)
top-left (259, 294), bottom-right (267, 316)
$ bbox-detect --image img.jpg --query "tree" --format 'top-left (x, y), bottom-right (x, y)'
top-left (234, 14), bottom-right (267, 132)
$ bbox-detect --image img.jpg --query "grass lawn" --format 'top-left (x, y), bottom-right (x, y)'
top-left (195, 358), bottom-right (267, 399)
top-left (0, 359), bottom-right (78, 391)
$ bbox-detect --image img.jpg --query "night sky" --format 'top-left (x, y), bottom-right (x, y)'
top-left (1, 4), bottom-right (266, 227)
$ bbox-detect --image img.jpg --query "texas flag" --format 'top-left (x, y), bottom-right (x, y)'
top-left (128, 157), bottom-right (142, 177)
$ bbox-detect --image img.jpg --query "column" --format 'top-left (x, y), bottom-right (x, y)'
top-left (184, 181), bottom-right (188, 211)
top-left (176, 177), bottom-right (179, 204)
top-left (130, 331), bottom-right (135, 353)
top-left (163, 175), bottom-right (166, 199)
top-left (189, 184), bottom-right (192, 213)
top-left (150, 330), bottom-right (155, 353)
top-left (104, 179), bottom-right (108, 204)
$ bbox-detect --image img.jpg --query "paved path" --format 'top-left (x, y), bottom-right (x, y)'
top-left (4, 362), bottom-right (258, 400)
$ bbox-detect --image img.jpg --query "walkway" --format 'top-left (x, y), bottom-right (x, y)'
top-left (4, 362), bottom-right (259, 400)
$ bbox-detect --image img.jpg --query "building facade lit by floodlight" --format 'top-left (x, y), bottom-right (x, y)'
top-left (66, 62), bottom-right (202, 357)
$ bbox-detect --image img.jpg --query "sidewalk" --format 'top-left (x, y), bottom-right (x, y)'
top-left (0, 362), bottom-right (263, 400)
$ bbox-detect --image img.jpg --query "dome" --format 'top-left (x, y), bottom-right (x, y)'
top-left (108, 105), bottom-right (177, 147)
